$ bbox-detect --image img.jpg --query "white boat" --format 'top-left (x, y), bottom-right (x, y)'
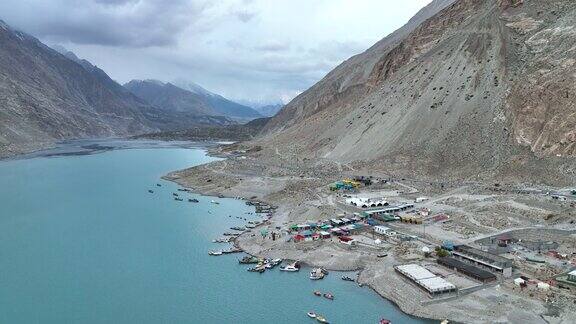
top-left (307, 312), bottom-right (317, 318)
top-left (208, 250), bottom-right (223, 256)
top-left (211, 200), bottom-right (220, 205)
top-left (310, 268), bottom-right (325, 280)
top-left (280, 264), bottom-right (299, 272)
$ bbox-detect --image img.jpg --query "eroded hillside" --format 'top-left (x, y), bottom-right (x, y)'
top-left (258, 0), bottom-right (576, 184)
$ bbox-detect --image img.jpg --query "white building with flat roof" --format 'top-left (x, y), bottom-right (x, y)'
top-left (395, 264), bottom-right (457, 296)
top-left (374, 225), bottom-right (391, 235)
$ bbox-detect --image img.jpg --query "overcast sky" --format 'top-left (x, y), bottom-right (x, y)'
top-left (0, 0), bottom-right (432, 106)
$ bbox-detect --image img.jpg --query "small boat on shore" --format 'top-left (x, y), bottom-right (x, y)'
top-left (377, 253), bottom-right (388, 258)
top-left (230, 226), bottom-right (246, 231)
top-left (222, 247), bottom-right (242, 254)
top-left (239, 256), bottom-right (260, 264)
top-left (263, 258), bottom-right (281, 269)
top-left (208, 250), bottom-right (223, 256)
top-left (222, 232), bottom-right (239, 236)
top-left (316, 315), bottom-right (329, 323)
top-left (341, 276), bottom-right (355, 282)
top-left (310, 268), bottom-right (325, 280)
top-left (323, 293), bottom-right (334, 300)
top-left (270, 258), bottom-right (282, 266)
top-left (307, 312), bottom-right (317, 318)
top-left (212, 238), bottom-right (230, 243)
top-left (280, 261), bottom-right (300, 272)
top-left (247, 264), bottom-right (265, 273)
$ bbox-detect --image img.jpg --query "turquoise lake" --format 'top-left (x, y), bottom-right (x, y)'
top-left (0, 141), bottom-right (431, 324)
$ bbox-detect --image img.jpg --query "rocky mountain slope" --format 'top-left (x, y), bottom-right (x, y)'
top-left (0, 20), bottom-right (163, 156)
top-left (126, 79), bottom-right (262, 121)
top-left (258, 0), bottom-right (576, 184)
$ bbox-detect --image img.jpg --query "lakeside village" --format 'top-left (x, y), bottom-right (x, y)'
top-left (240, 176), bottom-right (575, 320)
top-left (151, 176), bottom-right (576, 323)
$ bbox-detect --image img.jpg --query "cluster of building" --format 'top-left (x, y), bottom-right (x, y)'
top-left (289, 215), bottom-right (367, 243)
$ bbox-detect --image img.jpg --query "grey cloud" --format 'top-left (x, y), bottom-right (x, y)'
top-left (0, 0), bottom-right (210, 47)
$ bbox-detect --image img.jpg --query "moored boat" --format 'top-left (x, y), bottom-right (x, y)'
top-left (148, 190), bottom-right (154, 193)
top-left (279, 262), bottom-right (299, 272)
top-left (316, 315), bottom-right (329, 323)
top-left (380, 319), bottom-right (391, 324)
top-left (238, 256), bottom-right (260, 264)
top-left (174, 197), bottom-right (183, 201)
top-left (247, 264), bottom-right (266, 273)
top-left (208, 250), bottom-right (223, 256)
top-left (341, 276), bottom-right (354, 282)
top-left (188, 198), bottom-right (199, 203)
top-left (307, 312), bottom-right (317, 318)
top-left (323, 293), bottom-right (334, 300)
top-left (310, 268), bottom-right (325, 280)
top-left (222, 247), bottom-right (242, 254)
top-left (313, 291), bottom-right (322, 296)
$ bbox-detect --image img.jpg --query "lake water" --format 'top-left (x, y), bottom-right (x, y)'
top-left (0, 141), bottom-right (431, 324)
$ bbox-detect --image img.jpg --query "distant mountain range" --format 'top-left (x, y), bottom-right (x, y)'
top-left (0, 19), bottom-right (262, 157)
top-left (125, 79), bottom-right (262, 121)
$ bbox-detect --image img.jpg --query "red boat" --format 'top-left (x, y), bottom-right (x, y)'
top-left (380, 319), bottom-right (391, 324)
